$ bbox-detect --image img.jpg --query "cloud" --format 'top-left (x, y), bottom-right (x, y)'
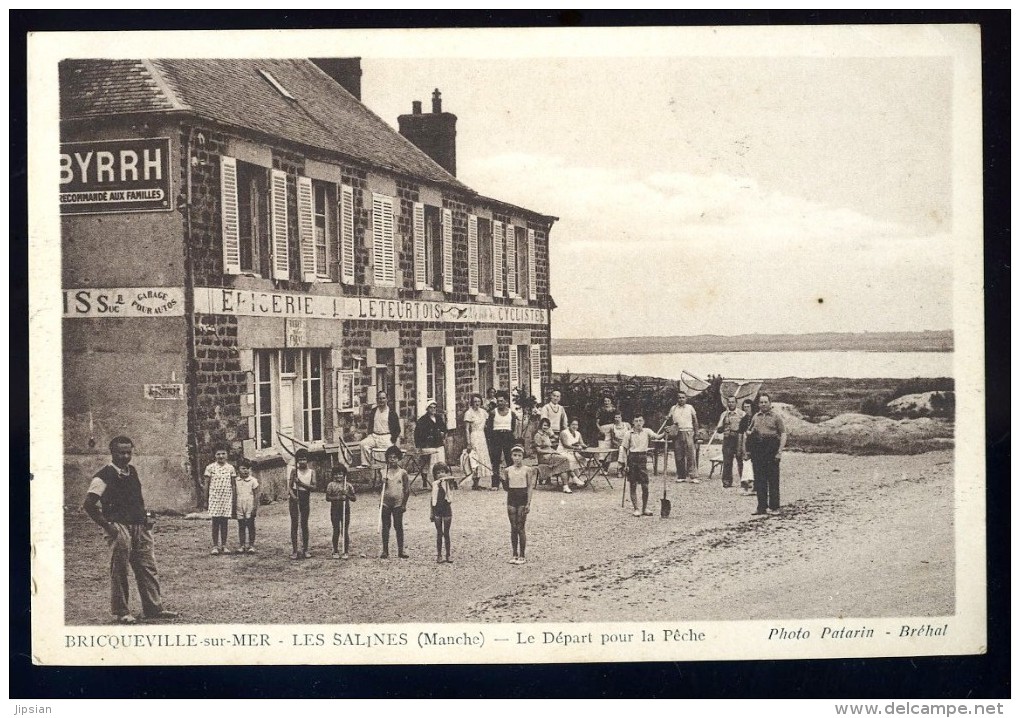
top-left (459, 152), bottom-right (953, 337)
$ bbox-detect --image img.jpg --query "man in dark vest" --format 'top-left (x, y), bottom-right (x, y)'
top-left (82, 436), bottom-right (178, 624)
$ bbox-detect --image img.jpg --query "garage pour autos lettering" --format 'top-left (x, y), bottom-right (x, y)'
top-left (64, 288), bottom-right (181, 317)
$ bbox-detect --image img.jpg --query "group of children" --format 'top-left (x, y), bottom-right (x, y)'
top-left (202, 441), bottom-right (538, 566)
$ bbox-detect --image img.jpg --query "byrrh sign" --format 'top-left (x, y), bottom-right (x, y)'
top-left (60, 138), bottom-right (172, 215)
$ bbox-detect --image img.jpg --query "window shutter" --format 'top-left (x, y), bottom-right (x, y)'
top-left (296, 176), bottom-right (316, 281)
top-left (442, 208), bottom-right (453, 292)
top-left (413, 202), bottom-right (426, 290)
top-left (527, 228), bottom-right (537, 300)
top-left (415, 347), bottom-right (429, 419)
top-left (270, 169), bottom-right (290, 280)
top-left (372, 194), bottom-right (395, 286)
top-left (506, 224), bottom-right (517, 297)
top-left (509, 344), bottom-right (519, 393)
top-left (467, 214), bottom-right (479, 295)
top-left (530, 344), bottom-right (542, 401)
top-left (493, 220), bottom-right (504, 296)
top-left (444, 345), bottom-right (457, 429)
top-left (340, 185), bottom-right (355, 284)
top-left (219, 156), bottom-right (241, 275)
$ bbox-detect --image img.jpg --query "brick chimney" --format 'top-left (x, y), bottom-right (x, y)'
top-left (398, 89), bottom-right (457, 176)
top-left (310, 57), bottom-right (362, 101)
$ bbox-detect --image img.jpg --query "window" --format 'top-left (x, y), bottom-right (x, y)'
top-left (517, 345), bottom-right (532, 397)
top-left (425, 347), bottom-right (444, 408)
top-left (477, 218), bottom-right (493, 295)
top-left (251, 349), bottom-right (328, 451)
top-left (416, 345), bottom-right (457, 426)
top-left (477, 345), bottom-right (494, 395)
top-left (254, 351), bottom-right (274, 450)
top-left (424, 205), bottom-right (442, 289)
top-left (222, 157), bottom-right (270, 276)
top-left (302, 351), bottom-right (324, 442)
top-left (516, 226), bottom-right (530, 301)
top-left (312, 181), bottom-right (334, 279)
top-left (372, 194), bottom-right (396, 286)
top-left (506, 223), bottom-right (518, 297)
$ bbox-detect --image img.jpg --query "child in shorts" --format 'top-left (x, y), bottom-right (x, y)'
top-left (622, 416), bottom-right (664, 517)
top-left (325, 464), bottom-right (357, 559)
top-left (502, 444), bottom-right (537, 564)
top-left (235, 459), bottom-right (260, 553)
top-left (430, 463), bottom-right (456, 564)
top-left (288, 449), bottom-right (316, 559)
top-left (379, 445), bottom-right (410, 559)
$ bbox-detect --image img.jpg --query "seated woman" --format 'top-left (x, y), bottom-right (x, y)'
top-left (534, 417), bottom-right (575, 494)
top-left (558, 419), bottom-right (588, 487)
top-left (607, 412), bottom-right (632, 477)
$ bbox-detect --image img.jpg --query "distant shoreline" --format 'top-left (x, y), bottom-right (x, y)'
top-left (552, 330), bottom-right (953, 356)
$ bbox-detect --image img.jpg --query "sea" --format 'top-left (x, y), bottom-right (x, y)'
top-left (552, 351), bottom-right (954, 380)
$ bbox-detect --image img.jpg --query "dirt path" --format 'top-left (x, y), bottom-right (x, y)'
top-left (64, 451), bottom-right (953, 625)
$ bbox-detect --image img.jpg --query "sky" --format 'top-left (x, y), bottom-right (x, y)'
top-left (361, 54), bottom-right (954, 339)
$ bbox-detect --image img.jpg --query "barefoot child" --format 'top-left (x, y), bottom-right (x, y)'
top-left (204, 445), bottom-right (238, 554)
top-left (502, 444), bottom-right (537, 564)
top-left (621, 416), bottom-right (664, 517)
top-left (429, 463), bottom-right (457, 564)
top-left (379, 445), bottom-right (411, 559)
top-left (325, 464), bottom-right (356, 559)
top-left (235, 459), bottom-right (260, 553)
top-left (288, 449), bottom-right (316, 559)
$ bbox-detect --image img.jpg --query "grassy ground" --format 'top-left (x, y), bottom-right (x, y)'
top-left (762, 377), bottom-right (906, 420)
top-left (65, 450), bottom-right (954, 625)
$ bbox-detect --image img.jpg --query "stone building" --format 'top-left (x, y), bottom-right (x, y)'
top-left (60, 58), bottom-right (556, 509)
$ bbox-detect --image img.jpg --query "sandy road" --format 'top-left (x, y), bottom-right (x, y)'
top-left (63, 451), bottom-right (953, 625)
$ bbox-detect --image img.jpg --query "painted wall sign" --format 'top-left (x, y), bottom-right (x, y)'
top-left (194, 287), bottom-right (549, 326)
top-left (63, 287), bottom-right (185, 318)
top-left (60, 138), bottom-right (172, 215)
top-left (285, 318), bottom-right (308, 347)
top-left (144, 384), bottom-right (184, 400)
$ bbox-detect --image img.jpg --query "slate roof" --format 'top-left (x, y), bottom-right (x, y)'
top-left (59, 58), bottom-right (469, 192)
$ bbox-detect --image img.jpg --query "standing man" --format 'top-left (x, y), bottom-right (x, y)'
top-left (359, 390), bottom-right (401, 466)
top-left (539, 390), bottom-right (569, 438)
top-left (486, 391), bottom-right (518, 486)
top-left (82, 436), bottom-right (179, 624)
top-left (715, 396), bottom-right (745, 488)
top-left (668, 392), bottom-right (700, 483)
top-left (414, 400), bottom-right (447, 477)
top-left (738, 398), bottom-right (755, 495)
top-left (747, 393), bottom-right (788, 516)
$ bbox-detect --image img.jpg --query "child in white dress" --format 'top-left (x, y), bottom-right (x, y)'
top-left (204, 446), bottom-right (237, 555)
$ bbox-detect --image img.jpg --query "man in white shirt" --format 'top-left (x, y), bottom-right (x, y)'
top-left (360, 391), bottom-right (401, 466)
top-left (715, 396), bottom-right (745, 488)
top-left (539, 389), bottom-right (569, 437)
top-left (668, 392), bottom-right (700, 483)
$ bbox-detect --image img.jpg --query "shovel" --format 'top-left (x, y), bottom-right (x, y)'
top-left (660, 473), bottom-right (672, 518)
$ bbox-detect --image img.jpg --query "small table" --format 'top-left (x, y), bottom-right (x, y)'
top-left (401, 449), bottom-right (431, 492)
top-left (573, 447), bottom-right (616, 490)
top-left (651, 438), bottom-right (702, 477)
top-left (651, 439), bottom-right (671, 476)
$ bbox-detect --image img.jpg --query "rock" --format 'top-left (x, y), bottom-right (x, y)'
top-left (886, 391), bottom-right (955, 418)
